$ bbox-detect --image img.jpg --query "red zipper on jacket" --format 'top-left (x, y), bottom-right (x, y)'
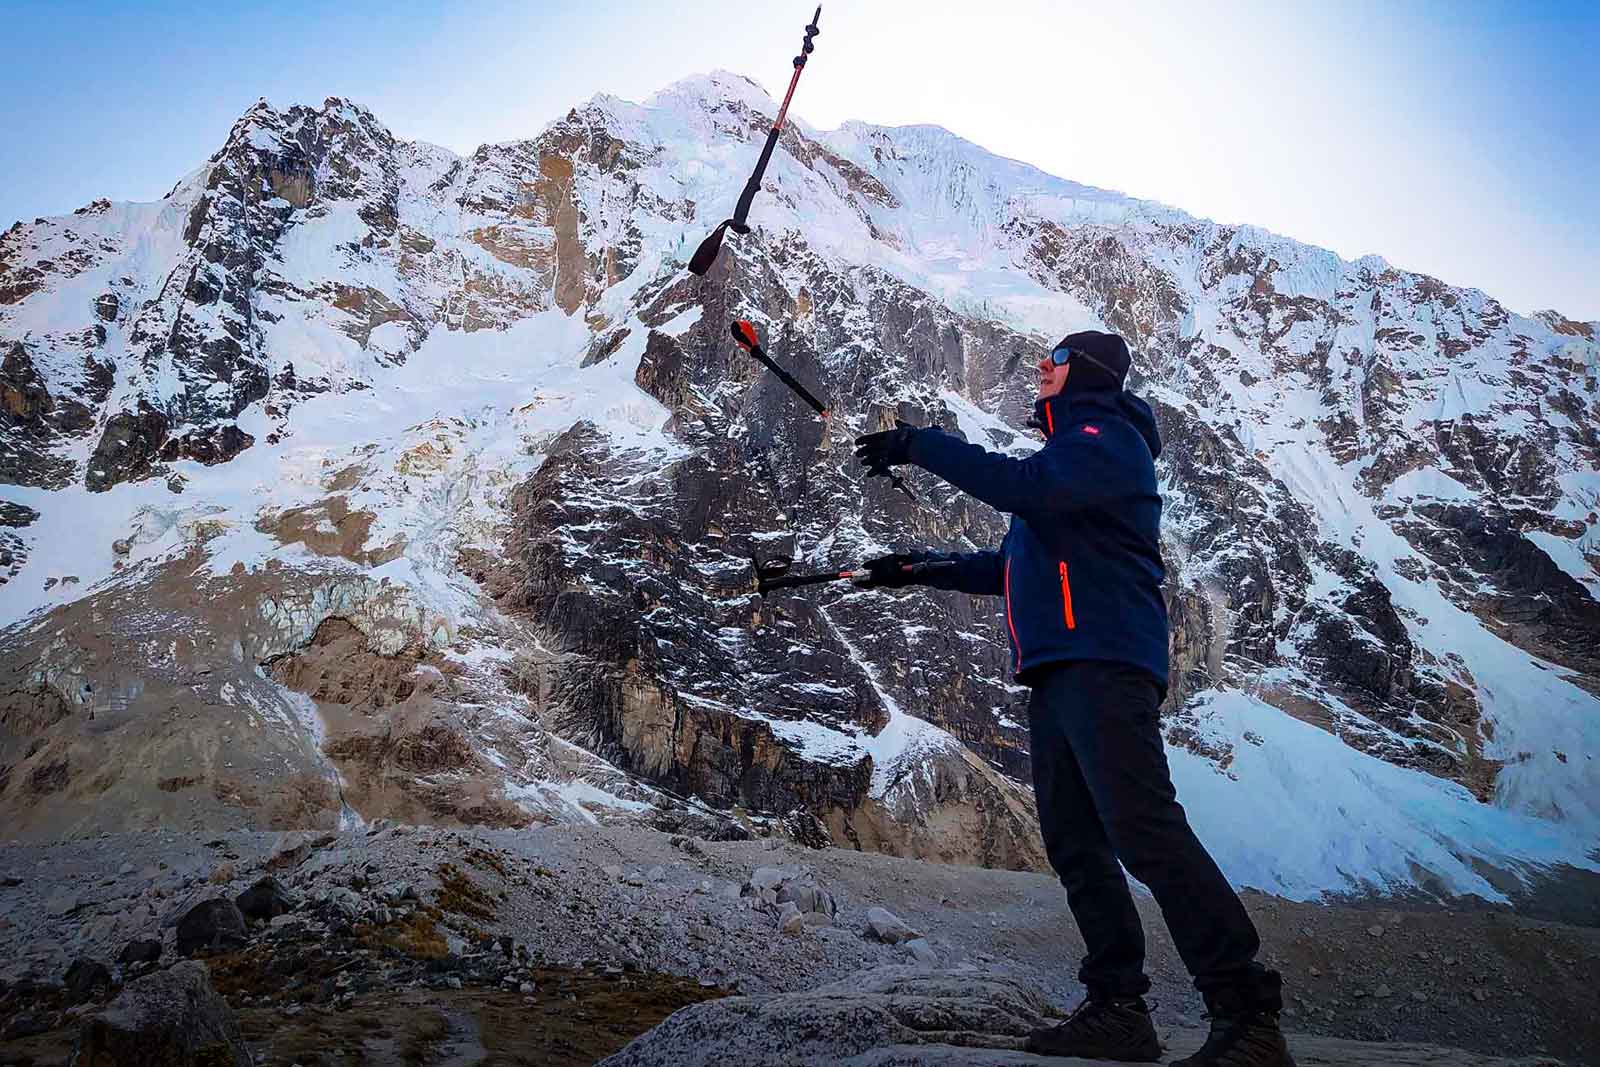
top-left (1003, 558), bottom-right (1022, 663)
top-left (1058, 561), bottom-right (1076, 630)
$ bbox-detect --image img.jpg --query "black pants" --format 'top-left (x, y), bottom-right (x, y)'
top-left (1028, 660), bottom-right (1282, 1013)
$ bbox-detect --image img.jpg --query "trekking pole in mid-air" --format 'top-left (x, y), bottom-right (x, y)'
top-left (729, 320), bottom-right (920, 504)
top-left (752, 555), bottom-right (955, 596)
top-left (688, 7), bottom-right (822, 276)
top-left (730, 320), bottom-right (829, 418)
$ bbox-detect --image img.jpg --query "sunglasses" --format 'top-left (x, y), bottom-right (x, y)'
top-left (1048, 344), bottom-right (1120, 378)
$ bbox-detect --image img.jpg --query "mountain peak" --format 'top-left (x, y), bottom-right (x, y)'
top-left (646, 69), bottom-right (778, 116)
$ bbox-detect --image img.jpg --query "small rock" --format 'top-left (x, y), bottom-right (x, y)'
top-left (118, 862), bottom-right (136, 876)
top-left (776, 902), bottom-right (804, 934)
top-left (207, 863), bottom-right (237, 885)
top-left (1373, 984), bottom-right (1392, 999)
top-left (750, 867), bottom-right (787, 892)
top-left (235, 875), bottom-right (294, 922)
top-left (801, 911), bottom-right (832, 928)
top-left (445, 976), bottom-right (463, 990)
top-left (112, 538), bottom-right (132, 555)
top-left (1365, 925), bottom-right (1384, 938)
top-left (646, 865), bottom-right (666, 883)
top-left (175, 898), bottom-right (247, 957)
top-left (695, 880), bottom-right (713, 895)
top-left (383, 882), bottom-right (418, 904)
top-left (519, 982), bottom-right (535, 995)
top-left (323, 888), bottom-right (362, 922)
top-left (117, 939), bottom-right (162, 966)
top-left (64, 958), bottom-right (113, 1005)
top-left (602, 865), bottom-right (624, 881)
top-left (0, 875), bottom-right (22, 888)
top-left (1411, 991), bottom-right (1428, 1002)
top-left (904, 938), bottom-right (938, 966)
top-left (1472, 988), bottom-right (1488, 1002)
top-left (865, 906), bottom-right (920, 945)
top-left (1308, 966), bottom-right (1321, 977)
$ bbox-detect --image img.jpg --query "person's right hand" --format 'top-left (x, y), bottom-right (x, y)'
top-left (855, 552), bottom-right (931, 589)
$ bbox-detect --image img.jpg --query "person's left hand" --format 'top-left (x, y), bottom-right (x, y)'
top-left (854, 420), bottom-right (918, 475)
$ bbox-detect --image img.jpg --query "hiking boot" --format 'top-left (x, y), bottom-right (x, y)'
top-left (1024, 994), bottom-right (1161, 1061)
top-left (1171, 1010), bottom-right (1296, 1066)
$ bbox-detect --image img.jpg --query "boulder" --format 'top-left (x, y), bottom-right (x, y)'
top-left (235, 875), bottom-right (293, 922)
top-left (64, 958), bottom-right (113, 1004)
top-left (117, 940), bottom-right (162, 966)
top-left (175, 898), bottom-right (247, 957)
top-left (865, 906), bottom-right (920, 945)
top-left (599, 967), bottom-right (1567, 1067)
top-left (264, 830), bottom-right (334, 871)
top-left (69, 959), bottom-right (251, 1066)
top-left (599, 967), bottom-right (1049, 1065)
top-left (777, 881), bottom-right (837, 919)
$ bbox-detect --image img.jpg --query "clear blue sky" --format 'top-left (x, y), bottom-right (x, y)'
top-left (3, 0), bottom-right (1596, 319)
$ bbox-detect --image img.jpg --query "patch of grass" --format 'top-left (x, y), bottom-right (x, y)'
top-left (435, 862), bottom-right (496, 922)
top-left (463, 846), bottom-right (509, 879)
top-left (357, 911), bottom-right (449, 961)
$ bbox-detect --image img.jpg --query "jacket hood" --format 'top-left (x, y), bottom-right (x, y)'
top-left (1034, 389), bottom-right (1163, 460)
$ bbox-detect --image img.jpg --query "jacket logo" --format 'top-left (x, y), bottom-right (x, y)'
top-left (1081, 425), bottom-right (1100, 435)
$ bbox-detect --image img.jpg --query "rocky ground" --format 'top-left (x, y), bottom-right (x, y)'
top-left (0, 824), bottom-right (1594, 1065)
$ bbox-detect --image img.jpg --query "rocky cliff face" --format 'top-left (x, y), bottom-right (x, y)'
top-left (1, 73), bottom-right (1596, 901)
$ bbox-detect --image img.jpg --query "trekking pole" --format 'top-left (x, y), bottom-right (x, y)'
top-left (730, 321), bottom-right (829, 418)
top-left (730, 320), bottom-right (920, 504)
top-left (688, 7), bottom-right (822, 276)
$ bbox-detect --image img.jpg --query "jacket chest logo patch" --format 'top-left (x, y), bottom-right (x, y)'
top-left (1081, 425), bottom-right (1100, 435)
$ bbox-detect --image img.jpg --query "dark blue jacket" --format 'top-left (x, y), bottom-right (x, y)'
top-left (906, 388), bottom-right (1169, 690)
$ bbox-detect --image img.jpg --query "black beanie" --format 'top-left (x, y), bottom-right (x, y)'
top-left (1056, 330), bottom-right (1131, 392)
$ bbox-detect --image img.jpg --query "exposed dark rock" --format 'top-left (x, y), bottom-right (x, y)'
top-left (0, 501), bottom-right (39, 527)
top-left (63, 957), bottom-right (113, 1005)
top-left (175, 898), bottom-right (248, 957)
top-left (86, 406), bottom-right (169, 491)
top-left (117, 939), bottom-right (162, 966)
top-left (157, 423), bottom-right (255, 466)
top-left (235, 875), bottom-right (294, 922)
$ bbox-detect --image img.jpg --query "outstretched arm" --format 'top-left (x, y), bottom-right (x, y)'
top-left (920, 549), bottom-right (1004, 596)
top-left (907, 427), bottom-right (1118, 516)
top-left (859, 549), bottom-right (1004, 597)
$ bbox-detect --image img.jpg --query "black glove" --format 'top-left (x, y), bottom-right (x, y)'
top-left (855, 552), bottom-right (932, 589)
top-left (854, 420), bottom-right (918, 476)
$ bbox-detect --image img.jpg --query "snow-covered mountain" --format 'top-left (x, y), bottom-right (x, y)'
top-left (2, 72), bottom-right (1597, 907)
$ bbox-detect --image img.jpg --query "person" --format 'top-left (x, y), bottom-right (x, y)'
top-left (852, 331), bottom-right (1293, 1066)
